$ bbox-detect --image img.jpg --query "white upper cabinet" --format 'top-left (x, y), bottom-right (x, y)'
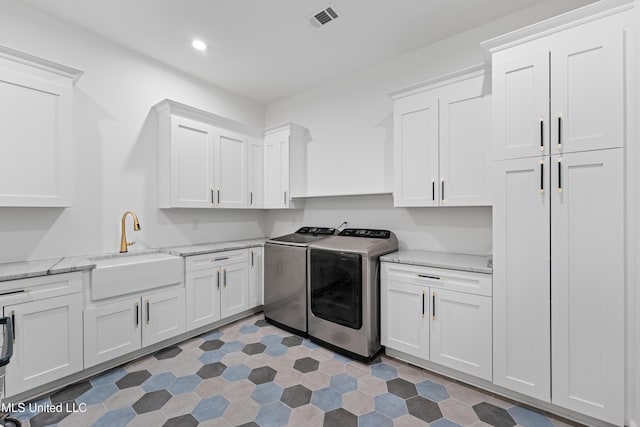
top-left (0, 46), bottom-right (82, 207)
top-left (263, 123), bottom-right (307, 209)
top-left (392, 92), bottom-right (439, 207)
top-left (155, 99), bottom-right (261, 209)
top-left (215, 129), bottom-right (248, 208)
top-left (490, 8), bottom-right (629, 160)
top-left (168, 115), bottom-right (216, 208)
top-left (247, 137), bottom-right (264, 208)
top-left (391, 67), bottom-right (491, 207)
top-left (491, 48), bottom-right (549, 160)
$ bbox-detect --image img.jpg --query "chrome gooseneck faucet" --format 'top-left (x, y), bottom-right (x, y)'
top-left (120, 210), bottom-right (141, 253)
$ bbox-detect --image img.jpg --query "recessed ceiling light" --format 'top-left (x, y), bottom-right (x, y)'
top-left (192, 39), bottom-right (207, 51)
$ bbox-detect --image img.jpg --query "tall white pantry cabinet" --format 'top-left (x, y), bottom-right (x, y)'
top-left (487, 2), bottom-right (631, 425)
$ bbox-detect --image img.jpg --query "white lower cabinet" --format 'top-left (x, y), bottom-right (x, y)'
top-left (84, 287), bottom-right (185, 368)
top-left (430, 289), bottom-right (492, 380)
top-left (381, 278), bottom-right (428, 358)
top-left (381, 262), bottom-right (492, 381)
top-left (0, 273), bottom-right (83, 397)
top-left (185, 249), bottom-right (251, 331)
top-left (248, 247), bottom-right (263, 308)
top-left (220, 262), bottom-right (249, 319)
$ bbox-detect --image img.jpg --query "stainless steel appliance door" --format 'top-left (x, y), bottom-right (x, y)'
top-left (263, 243), bottom-right (307, 333)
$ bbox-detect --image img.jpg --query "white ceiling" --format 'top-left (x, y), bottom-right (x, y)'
top-left (25, 0), bottom-right (587, 104)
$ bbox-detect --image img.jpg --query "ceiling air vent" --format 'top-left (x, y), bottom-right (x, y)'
top-left (309, 6), bottom-right (340, 28)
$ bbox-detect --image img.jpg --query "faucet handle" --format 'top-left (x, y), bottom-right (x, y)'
top-left (127, 241), bottom-right (136, 247)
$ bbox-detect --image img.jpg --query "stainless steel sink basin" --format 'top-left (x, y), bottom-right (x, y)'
top-left (89, 251), bottom-right (183, 300)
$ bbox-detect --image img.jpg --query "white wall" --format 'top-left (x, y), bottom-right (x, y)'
top-left (265, 0), bottom-right (596, 196)
top-left (264, 0), bottom-right (593, 255)
top-left (0, 0), bottom-right (267, 263)
top-left (266, 195), bottom-right (492, 255)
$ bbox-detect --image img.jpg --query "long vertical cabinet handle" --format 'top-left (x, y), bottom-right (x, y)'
top-left (250, 192), bottom-right (253, 206)
top-left (431, 180), bottom-right (435, 204)
top-left (283, 191), bottom-right (287, 206)
top-left (421, 291), bottom-right (425, 318)
top-left (223, 269), bottom-right (227, 288)
top-left (539, 117), bottom-right (544, 152)
top-left (217, 190), bottom-right (220, 205)
top-left (540, 159), bottom-right (544, 193)
top-left (146, 300), bottom-right (150, 325)
top-left (11, 310), bottom-right (15, 343)
top-left (558, 158), bottom-right (563, 192)
top-left (251, 250), bottom-right (254, 267)
top-left (135, 302), bottom-right (139, 328)
top-left (432, 292), bottom-right (436, 320)
top-left (441, 179), bottom-right (445, 203)
top-left (558, 115), bottom-right (562, 151)
top-left (217, 270), bottom-right (220, 289)
top-left (211, 189), bottom-right (214, 204)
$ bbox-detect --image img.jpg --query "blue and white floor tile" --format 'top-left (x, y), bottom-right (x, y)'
top-left (13, 314), bottom-right (580, 427)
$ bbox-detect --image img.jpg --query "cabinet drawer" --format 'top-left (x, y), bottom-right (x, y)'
top-left (0, 272), bottom-right (83, 305)
top-left (382, 262), bottom-right (491, 297)
top-left (186, 249), bottom-right (249, 272)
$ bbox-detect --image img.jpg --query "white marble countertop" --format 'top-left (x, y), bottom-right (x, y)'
top-left (0, 238), bottom-right (267, 283)
top-left (162, 238), bottom-right (267, 257)
top-left (380, 249), bottom-right (492, 274)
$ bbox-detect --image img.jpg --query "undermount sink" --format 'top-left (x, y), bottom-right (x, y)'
top-left (89, 251), bottom-right (183, 300)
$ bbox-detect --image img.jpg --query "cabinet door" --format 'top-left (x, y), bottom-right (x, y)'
top-left (393, 92), bottom-right (439, 207)
top-left (248, 247), bottom-right (263, 308)
top-left (493, 157), bottom-right (550, 401)
top-left (186, 268), bottom-right (221, 331)
top-left (430, 289), bottom-right (492, 380)
top-left (220, 262), bottom-right (249, 318)
top-left (439, 75), bottom-right (491, 206)
top-left (170, 116), bottom-right (215, 207)
top-left (248, 138), bottom-right (264, 208)
top-left (84, 298), bottom-right (141, 368)
top-left (215, 129), bottom-right (248, 208)
top-left (381, 266), bottom-right (428, 358)
top-left (0, 68), bottom-right (73, 207)
top-left (142, 288), bottom-right (185, 347)
top-left (4, 293), bottom-right (83, 396)
top-left (492, 47), bottom-right (549, 160)
top-left (550, 25), bottom-right (625, 155)
top-left (264, 130), bottom-right (289, 208)
top-left (550, 149), bottom-right (624, 424)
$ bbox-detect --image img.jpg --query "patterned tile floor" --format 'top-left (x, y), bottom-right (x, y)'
top-left (12, 314), bottom-right (579, 427)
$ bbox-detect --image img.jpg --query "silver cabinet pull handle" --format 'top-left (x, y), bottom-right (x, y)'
top-left (217, 270), bottom-right (220, 289)
top-left (250, 192), bottom-right (253, 206)
top-left (211, 189), bottom-right (214, 204)
top-left (223, 269), bottom-right (227, 288)
top-left (212, 256), bottom-right (229, 262)
top-left (146, 300), bottom-right (150, 325)
top-left (251, 251), bottom-right (254, 267)
top-left (283, 191), bottom-right (287, 205)
top-left (441, 179), bottom-right (445, 202)
top-left (217, 190), bottom-right (220, 204)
